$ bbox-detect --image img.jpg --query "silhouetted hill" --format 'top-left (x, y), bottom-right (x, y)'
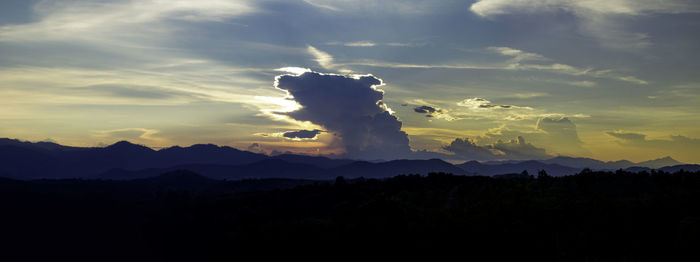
top-left (540, 156), bottom-right (683, 170)
top-left (0, 139), bottom-right (271, 179)
top-left (331, 158), bottom-right (471, 178)
top-left (156, 144), bottom-right (267, 166)
top-left (458, 160), bottom-right (581, 177)
top-left (625, 164), bottom-right (700, 173)
top-left (271, 154), bottom-right (354, 168)
top-left (100, 158), bottom-right (472, 180)
top-left (638, 156), bottom-right (683, 169)
top-left (100, 160), bottom-right (326, 180)
top-left (540, 156), bottom-right (632, 169)
top-left (0, 138), bottom-right (693, 180)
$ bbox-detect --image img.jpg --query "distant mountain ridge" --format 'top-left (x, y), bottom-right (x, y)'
top-left (0, 138), bottom-right (695, 180)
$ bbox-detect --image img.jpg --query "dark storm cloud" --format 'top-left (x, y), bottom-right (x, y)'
top-left (414, 105), bottom-right (440, 114)
top-left (414, 105), bottom-right (447, 118)
top-left (275, 71), bottom-right (412, 160)
top-left (283, 129), bottom-right (322, 139)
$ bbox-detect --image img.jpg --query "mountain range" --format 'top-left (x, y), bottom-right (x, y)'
top-left (1, 138), bottom-right (697, 180)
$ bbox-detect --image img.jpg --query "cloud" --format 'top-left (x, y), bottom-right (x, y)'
top-left (302, 0), bottom-right (437, 14)
top-left (507, 92), bottom-right (550, 99)
top-left (467, 116), bottom-right (589, 157)
top-left (487, 47), bottom-right (648, 84)
top-left (283, 129), bottom-right (322, 139)
top-left (567, 81), bottom-right (597, 87)
top-left (307, 45), bottom-right (335, 69)
top-left (343, 46), bottom-right (646, 85)
top-left (307, 45), bottom-right (352, 73)
top-left (607, 131), bottom-right (700, 162)
top-left (325, 41), bottom-right (424, 47)
top-left (414, 105), bottom-right (440, 114)
top-left (492, 136), bottom-right (551, 160)
top-left (408, 102), bottom-right (456, 120)
top-left (471, 0), bottom-right (700, 18)
top-left (91, 127), bottom-right (164, 144)
top-left (443, 138), bottom-right (499, 160)
top-left (488, 46), bottom-right (547, 63)
top-left (457, 97), bottom-right (522, 110)
top-left (443, 136), bottom-right (550, 160)
top-left (343, 41), bottom-right (377, 47)
top-left (247, 143), bottom-right (265, 154)
top-left (0, 0), bottom-right (257, 43)
top-left (536, 116), bottom-right (582, 144)
top-left (607, 131), bottom-right (648, 142)
top-left (274, 71), bottom-right (412, 160)
top-left (470, 0), bottom-right (700, 49)
top-left (413, 105), bottom-right (452, 119)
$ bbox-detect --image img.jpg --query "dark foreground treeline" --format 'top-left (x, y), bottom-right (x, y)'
top-left (3, 169), bottom-right (700, 261)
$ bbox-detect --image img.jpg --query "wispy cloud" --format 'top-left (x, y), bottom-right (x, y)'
top-left (340, 46), bottom-right (647, 85)
top-left (91, 127), bottom-right (164, 143)
top-left (307, 45), bottom-right (335, 69)
top-left (325, 41), bottom-right (425, 47)
top-left (0, 0), bottom-right (257, 43)
top-left (307, 45), bottom-right (352, 73)
top-left (470, 0), bottom-right (700, 49)
top-left (302, 0), bottom-right (436, 14)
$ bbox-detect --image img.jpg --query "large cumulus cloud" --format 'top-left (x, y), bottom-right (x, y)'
top-left (274, 71), bottom-right (412, 160)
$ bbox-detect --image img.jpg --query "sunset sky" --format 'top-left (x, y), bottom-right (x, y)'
top-left (1, 0), bottom-right (700, 163)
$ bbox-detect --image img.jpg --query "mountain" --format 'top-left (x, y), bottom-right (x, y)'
top-left (637, 156), bottom-right (683, 169)
top-left (271, 154), bottom-right (354, 168)
top-left (100, 158), bottom-right (472, 180)
top-left (330, 159), bottom-right (472, 178)
top-left (540, 156), bottom-right (683, 170)
top-left (458, 160), bottom-right (581, 177)
top-left (0, 138), bottom-right (694, 180)
top-left (0, 139), bottom-right (271, 179)
top-left (100, 159), bottom-right (326, 180)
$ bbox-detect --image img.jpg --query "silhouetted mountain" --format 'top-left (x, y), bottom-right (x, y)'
top-left (0, 138), bottom-right (694, 180)
top-left (100, 160), bottom-right (326, 180)
top-left (541, 156), bottom-right (683, 170)
top-left (271, 154), bottom-right (354, 168)
top-left (100, 158), bottom-right (471, 180)
top-left (658, 164), bottom-right (700, 173)
top-left (156, 144), bottom-right (267, 166)
top-left (0, 139), bottom-right (271, 179)
top-left (0, 138), bottom-right (78, 152)
top-left (458, 160), bottom-right (581, 177)
top-left (638, 156), bottom-right (683, 169)
top-left (540, 156), bottom-right (630, 169)
top-left (331, 159), bottom-right (472, 178)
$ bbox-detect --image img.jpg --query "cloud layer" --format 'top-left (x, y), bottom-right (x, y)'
top-left (471, 0), bottom-right (700, 49)
top-left (443, 136), bottom-right (550, 160)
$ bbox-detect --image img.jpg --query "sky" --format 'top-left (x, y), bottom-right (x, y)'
top-left (1, 0), bottom-right (700, 163)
